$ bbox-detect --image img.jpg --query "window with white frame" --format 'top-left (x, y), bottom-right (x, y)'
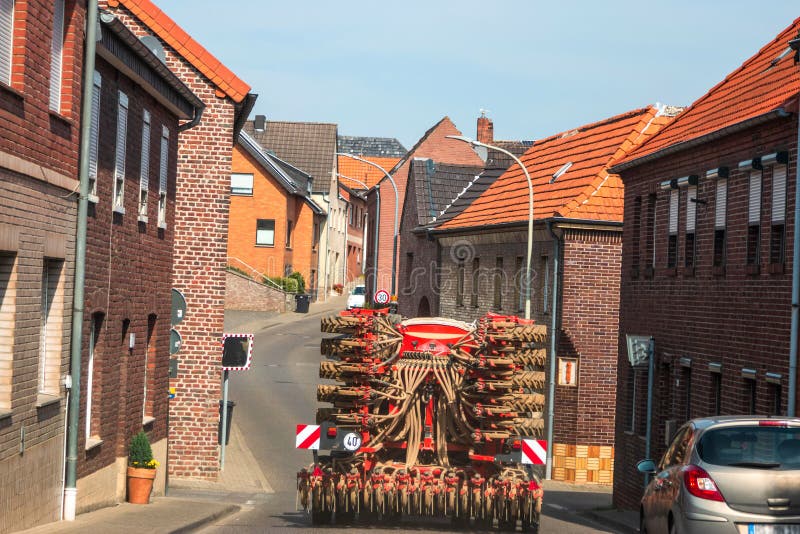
top-left (256, 219), bottom-right (275, 246)
top-left (771, 165), bottom-right (787, 264)
top-left (230, 173), bottom-right (253, 195)
top-left (685, 186), bottom-right (697, 268)
top-left (39, 258), bottom-right (64, 396)
top-left (713, 179), bottom-right (727, 268)
top-left (0, 0), bottom-right (14, 86)
top-left (0, 252), bottom-right (17, 413)
top-left (746, 171), bottom-right (762, 266)
top-left (138, 110), bottom-right (150, 222)
top-left (87, 72), bottom-right (101, 202)
top-left (112, 91), bottom-right (128, 214)
top-left (158, 126), bottom-right (169, 228)
top-left (667, 189), bottom-right (679, 268)
top-left (49, 0), bottom-right (65, 112)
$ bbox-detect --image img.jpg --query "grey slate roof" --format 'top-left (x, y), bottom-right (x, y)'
top-left (408, 159), bottom-right (485, 228)
top-left (429, 166), bottom-right (505, 228)
top-left (338, 135), bottom-right (406, 158)
top-left (485, 140), bottom-right (534, 171)
top-left (243, 120), bottom-right (337, 193)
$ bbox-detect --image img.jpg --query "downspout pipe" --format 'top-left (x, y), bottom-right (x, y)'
top-left (545, 221), bottom-right (561, 479)
top-left (789, 36), bottom-right (800, 416)
top-left (644, 337), bottom-right (655, 487)
top-left (177, 103), bottom-right (205, 132)
top-left (65, 0), bottom-right (99, 521)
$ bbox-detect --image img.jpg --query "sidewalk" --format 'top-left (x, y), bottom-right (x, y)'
top-left (224, 293), bottom-right (348, 334)
top-left (542, 480), bottom-right (639, 533)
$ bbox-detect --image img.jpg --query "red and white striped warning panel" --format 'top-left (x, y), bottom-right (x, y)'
top-left (296, 424), bottom-right (321, 450)
top-left (521, 439), bottom-right (547, 465)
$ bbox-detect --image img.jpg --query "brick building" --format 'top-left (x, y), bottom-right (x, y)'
top-left (432, 106), bottom-right (675, 485)
top-left (339, 183), bottom-right (367, 284)
top-left (363, 117), bottom-right (484, 303)
top-left (0, 0), bottom-right (85, 529)
top-left (243, 118), bottom-right (339, 300)
top-left (73, 12), bottom-right (203, 512)
top-left (100, 0), bottom-right (255, 482)
top-left (228, 131), bottom-right (324, 289)
top-left (611, 19), bottom-right (800, 508)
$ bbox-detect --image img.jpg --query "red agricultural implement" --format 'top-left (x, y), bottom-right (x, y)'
top-left (297, 308), bottom-right (547, 531)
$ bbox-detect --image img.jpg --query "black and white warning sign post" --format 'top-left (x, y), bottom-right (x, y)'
top-left (219, 333), bottom-right (254, 469)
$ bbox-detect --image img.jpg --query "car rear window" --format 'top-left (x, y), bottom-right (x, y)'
top-left (352, 286), bottom-right (365, 295)
top-left (698, 426), bottom-right (800, 468)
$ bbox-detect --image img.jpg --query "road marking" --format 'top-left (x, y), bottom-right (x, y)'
top-left (545, 503), bottom-right (567, 511)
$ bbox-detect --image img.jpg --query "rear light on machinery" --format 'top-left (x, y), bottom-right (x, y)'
top-left (327, 427), bottom-right (337, 438)
top-left (683, 464), bottom-right (725, 502)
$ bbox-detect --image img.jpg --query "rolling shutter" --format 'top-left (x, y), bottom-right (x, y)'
top-left (669, 189), bottom-right (679, 234)
top-left (0, 0), bottom-right (13, 85)
top-left (715, 179), bottom-right (727, 229)
top-left (748, 171), bottom-right (761, 224)
top-left (49, 0), bottom-right (64, 112)
top-left (140, 110), bottom-right (150, 191)
top-left (772, 166), bottom-right (787, 223)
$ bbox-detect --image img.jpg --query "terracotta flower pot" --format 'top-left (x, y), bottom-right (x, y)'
top-left (126, 466), bottom-right (156, 504)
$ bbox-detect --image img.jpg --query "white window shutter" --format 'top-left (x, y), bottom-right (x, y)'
top-left (88, 72), bottom-right (101, 194)
top-left (114, 92), bottom-right (128, 209)
top-left (748, 171), bottom-right (761, 225)
top-left (140, 110), bottom-right (150, 191)
top-left (715, 179), bottom-right (727, 229)
top-left (772, 166), bottom-right (787, 223)
top-left (686, 185), bottom-right (697, 232)
top-left (159, 127), bottom-right (169, 193)
top-left (668, 189), bottom-right (679, 234)
top-left (0, 0), bottom-right (13, 85)
top-left (49, 0), bottom-right (64, 112)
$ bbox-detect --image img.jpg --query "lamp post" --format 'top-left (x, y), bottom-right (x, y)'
top-left (337, 153), bottom-right (399, 297)
top-left (446, 135), bottom-right (534, 319)
top-left (338, 172), bottom-right (379, 298)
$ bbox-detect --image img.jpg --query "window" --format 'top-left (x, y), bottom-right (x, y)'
top-left (456, 262), bottom-right (465, 307)
top-left (631, 196), bottom-right (641, 273)
top-left (493, 257), bottom-right (503, 310)
top-left (138, 110), bottom-right (151, 222)
top-left (746, 378), bottom-right (756, 415)
top-left (0, 0), bottom-right (14, 86)
top-left (712, 372), bottom-right (722, 415)
top-left (0, 253), bottom-right (16, 412)
top-left (682, 366), bottom-right (692, 422)
top-left (112, 91), bottom-right (128, 214)
top-left (286, 220), bottom-right (293, 248)
top-left (230, 173), bottom-right (253, 195)
top-left (541, 256), bottom-right (550, 314)
top-left (49, 0), bottom-right (65, 112)
top-left (470, 258), bottom-right (479, 308)
top-left (87, 72), bottom-right (101, 202)
top-left (158, 126), bottom-right (169, 228)
top-left (85, 313), bottom-right (103, 443)
top-left (313, 222), bottom-right (319, 249)
top-left (667, 189), bottom-right (679, 268)
top-left (256, 219), bottom-right (275, 246)
top-left (746, 171), bottom-right (762, 266)
top-left (645, 194), bottom-right (656, 270)
top-left (39, 258), bottom-right (64, 396)
top-left (771, 165), bottom-right (787, 264)
top-left (514, 256), bottom-right (523, 312)
top-left (143, 315), bottom-right (156, 420)
top-left (713, 179), bottom-right (727, 268)
top-left (769, 383), bottom-right (782, 416)
top-left (685, 186), bottom-right (696, 268)
top-left (660, 425), bottom-right (693, 470)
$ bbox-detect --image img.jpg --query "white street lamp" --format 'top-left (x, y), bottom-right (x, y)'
top-left (337, 153), bottom-right (399, 297)
top-left (446, 135), bottom-right (534, 319)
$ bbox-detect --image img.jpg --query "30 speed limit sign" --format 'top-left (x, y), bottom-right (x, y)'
top-left (374, 289), bottom-right (390, 305)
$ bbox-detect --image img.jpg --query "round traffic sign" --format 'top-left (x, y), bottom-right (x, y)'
top-left (342, 432), bottom-right (362, 451)
top-left (374, 289), bottom-right (390, 305)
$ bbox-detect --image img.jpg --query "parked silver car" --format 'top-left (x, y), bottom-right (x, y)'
top-left (637, 416), bottom-right (800, 534)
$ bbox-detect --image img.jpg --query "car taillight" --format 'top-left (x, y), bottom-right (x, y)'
top-left (683, 464), bottom-right (724, 502)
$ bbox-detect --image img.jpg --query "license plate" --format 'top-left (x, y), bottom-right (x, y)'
top-left (747, 525), bottom-right (800, 534)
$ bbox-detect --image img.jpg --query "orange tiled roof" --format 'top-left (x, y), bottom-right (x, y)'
top-left (619, 17), bottom-right (800, 166)
top-left (338, 156), bottom-right (401, 188)
top-left (109, 0), bottom-right (251, 103)
top-left (439, 106), bottom-right (674, 229)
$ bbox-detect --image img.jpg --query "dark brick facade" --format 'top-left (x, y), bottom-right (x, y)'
top-left (613, 114), bottom-right (799, 508)
top-left (0, 1), bottom-right (84, 530)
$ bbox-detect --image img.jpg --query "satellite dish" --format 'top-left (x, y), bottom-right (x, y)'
top-left (140, 35), bottom-right (166, 64)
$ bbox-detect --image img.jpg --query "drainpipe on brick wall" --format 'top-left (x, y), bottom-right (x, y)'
top-left (790, 35), bottom-right (800, 416)
top-left (64, 0), bottom-right (99, 521)
top-left (545, 221), bottom-right (561, 480)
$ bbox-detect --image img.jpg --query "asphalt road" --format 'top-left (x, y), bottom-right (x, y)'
top-left (199, 311), bottom-right (619, 533)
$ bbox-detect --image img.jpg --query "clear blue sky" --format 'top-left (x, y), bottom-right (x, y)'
top-left (163, 1), bottom-right (798, 149)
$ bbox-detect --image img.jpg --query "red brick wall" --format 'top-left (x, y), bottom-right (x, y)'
top-left (107, 5), bottom-right (239, 480)
top-left (613, 115), bottom-right (798, 509)
top-left (225, 271), bottom-right (291, 312)
top-left (79, 55), bottom-right (178, 476)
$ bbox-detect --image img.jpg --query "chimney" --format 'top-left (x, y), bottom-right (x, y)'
top-left (254, 114), bottom-right (266, 132)
top-left (477, 110), bottom-right (493, 144)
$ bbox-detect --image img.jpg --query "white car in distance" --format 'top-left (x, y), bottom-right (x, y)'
top-left (346, 285), bottom-right (366, 310)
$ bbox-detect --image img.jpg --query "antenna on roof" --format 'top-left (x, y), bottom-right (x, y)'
top-left (480, 108), bottom-right (490, 118)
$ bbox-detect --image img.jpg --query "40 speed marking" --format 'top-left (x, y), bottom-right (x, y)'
top-left (342, 432), bottom-right (362, 451)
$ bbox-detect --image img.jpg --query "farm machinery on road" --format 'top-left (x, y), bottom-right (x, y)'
top-left (296, 308), bottom-right (548, 531)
